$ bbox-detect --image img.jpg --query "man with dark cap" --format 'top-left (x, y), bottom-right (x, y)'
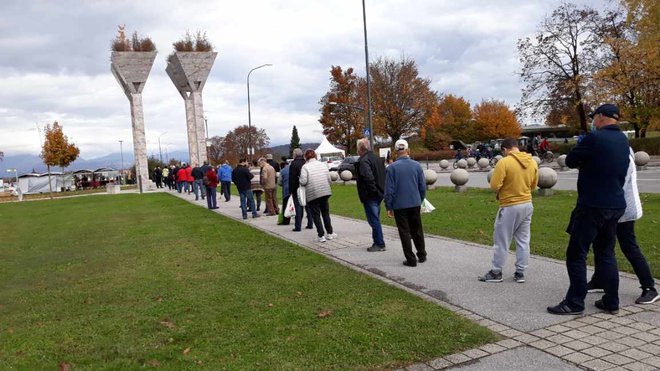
top-left (548, 104), bottom-right (630, 315)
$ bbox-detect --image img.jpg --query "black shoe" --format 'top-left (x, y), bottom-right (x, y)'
top-left (547, 301), bottom-right (583, 315)
top-left (478, 270), bottom-right (503, 283)
top-left (305, 225), bottom-right (314, 229)
top-left (595, 299), bottom-right (619, 315)
top-left (403, 260), bottom-right (417, 267)
top-left (211, 207), bottom-right (219, 209)
top-left (418, 256), bottom-right (427, 263)
top-left (514, 272), bottom-right (525, 283)
top-left (253, 215), bottom-right (260, 219)
top-left (636, 288), bottom-right (659, 305)
top-left (367, 244), bottom-right (386, 252)
top-left (292, 228), bottom-right (301, 232)
top-left (587, 280), bottom-right (604, 293)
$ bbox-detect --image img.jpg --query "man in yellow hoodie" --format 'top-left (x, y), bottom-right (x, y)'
top-left (479, 138), bottom-right (538, 283)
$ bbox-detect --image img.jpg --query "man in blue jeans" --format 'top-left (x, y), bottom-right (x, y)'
top-left (356, 138), bottom-right (386, 251)
top-left (548, 104), bottom-right (630, 315)
top-left (231, 159), bottom-right (259, 220)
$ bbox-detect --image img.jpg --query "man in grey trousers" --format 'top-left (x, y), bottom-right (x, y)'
top-left (479, 138), bottom-right (538, 283)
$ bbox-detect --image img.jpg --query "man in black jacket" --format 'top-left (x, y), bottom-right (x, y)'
top-left (288, 148), bottom-right (313, 231)
top-left (356, 138), bottom-right (386, 251)
top-left (548, 104), bottom-right (630, 315)
top-left (191, 164), bottom-right (206, 201)
top-left (232, 159), bottom-right (259, 219)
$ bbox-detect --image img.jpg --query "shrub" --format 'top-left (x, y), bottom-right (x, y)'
top-left (172, 31), bottom-right (214, 52)
top-left (111, 28), bottom-right (156, 52)
top-left (410, 150), bottom-right (456, 161)
top-left (630, 136), bottom-right (660, 155)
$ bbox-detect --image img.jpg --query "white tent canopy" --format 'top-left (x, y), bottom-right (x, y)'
top-left (17, 173), bottom-right (74, 194)
top-left (315, 137), bottom-right (345, 158)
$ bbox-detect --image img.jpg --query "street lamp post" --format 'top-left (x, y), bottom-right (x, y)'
top-left (119, 140), bottom-right (124, 184)
top-left (6, 168), bottom-right (17, 185)
top-left (247, 64), bottom-right (272, 160)
top-left (362, 0), bottom-right (374, 150)
top-left (158, 132), bottom-right (168, 164)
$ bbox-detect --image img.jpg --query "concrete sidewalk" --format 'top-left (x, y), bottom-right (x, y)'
top-left (170, 190), bottom-right (660, 371)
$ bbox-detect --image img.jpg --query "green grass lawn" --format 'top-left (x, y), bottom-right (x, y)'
top-left (329, 185), bottom-right (660, 277)
top-left (0, 194), bottom-right (496, 370)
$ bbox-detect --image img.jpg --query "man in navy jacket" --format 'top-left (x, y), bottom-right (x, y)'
top-left (384, 139), bottom-right (427, 267)
top-left (548, 104), bottom-right (630, 315)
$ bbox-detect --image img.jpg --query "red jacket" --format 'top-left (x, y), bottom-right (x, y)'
top-left (185, 166), bottom-right (193, 182)
top-left (205, 169), bottom-right (218, 187)
top-left (177, 168), bottom-right (187, 182)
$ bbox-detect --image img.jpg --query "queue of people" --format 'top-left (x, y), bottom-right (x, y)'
top-left (164, 103), bottom-right (657, 313)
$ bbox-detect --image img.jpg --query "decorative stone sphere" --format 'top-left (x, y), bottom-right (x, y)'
top-left (538, 167), bottom-right (558, 189)
top-left (532, 156), bottom-right (541, 166)
top-left (634, 151), bottom-right (650, 166)
top-left (466, 157), bottom-right (477, 168)
top-left (439, 159), bottom-right (450, 169)
top-left (456, 159), bottom-right (468, 169)
top-left (340, 170), bottom-right (353, 181)
top-left (557, 154), bottom-right (567, 168)
top-left (450, 169), bottom-right (469, 186)
top-left (329, 171), bottom-right (339, 181)
top-left (424, 169), bottom-right (438, 185)
top-left (487, 169), bottom-right (494, 183)
top-left (477, 158), bottom-right (490, 169)
top-left (494, 155), bottom-right (503, 165)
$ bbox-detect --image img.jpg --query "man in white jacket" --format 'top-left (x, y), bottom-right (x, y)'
top-left (586, 148), bottom-right (658, 304)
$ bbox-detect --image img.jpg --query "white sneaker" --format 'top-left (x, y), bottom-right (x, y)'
top-left (316, 236), bottom-right (327, 243)
top-left (326, 233), bottom-right (338, 240)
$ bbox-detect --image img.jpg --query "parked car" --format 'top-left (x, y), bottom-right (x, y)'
top-left (337, 156), bottom-right (360, 179)
top-left (321, 156), bottom-right (343, 171)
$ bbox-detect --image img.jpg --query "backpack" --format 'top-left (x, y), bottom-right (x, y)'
top-left (203, 175), bottom-right (210, 186)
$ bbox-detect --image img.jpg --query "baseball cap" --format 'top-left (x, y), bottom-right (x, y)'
top-left (394, 139), bottom-right (409, 151)
top-left (589, 104), bottom-right (620, 120)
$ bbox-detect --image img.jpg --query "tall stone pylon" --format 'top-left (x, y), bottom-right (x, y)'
top-left (111, 51), bottom-right (157, 193)
top-left (166, 52), bottom-right (217, 166)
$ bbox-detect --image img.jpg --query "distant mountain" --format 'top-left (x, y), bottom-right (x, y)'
top-left (0, 151), bottom-right (190, 176)
top-left (268, 143), bottom-right (320, 159)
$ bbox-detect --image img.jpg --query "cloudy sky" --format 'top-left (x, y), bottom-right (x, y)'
top-left (0, 0), bottom-right (599, 160)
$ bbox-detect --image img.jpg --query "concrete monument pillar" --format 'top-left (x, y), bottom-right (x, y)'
top-left (111, 51), bottom-right (157, 193)
top-left (166, 52), bottom-right (217, 166)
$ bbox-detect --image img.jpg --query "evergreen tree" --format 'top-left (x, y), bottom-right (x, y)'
top-left (289, 125), bottom-right (300, 158)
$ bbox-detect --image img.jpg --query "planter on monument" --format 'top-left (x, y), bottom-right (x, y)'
top-left (111, 47), bottom-right (157, 194)
top-left (166, 46), bottom-right (217, 167)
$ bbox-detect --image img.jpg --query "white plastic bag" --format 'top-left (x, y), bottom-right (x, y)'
top-left (284, 196), bottom-right (296, 218)
top-left (297, 185), bottom-right (307, 206)
top-left (421, 198), bottom-right (435, 213)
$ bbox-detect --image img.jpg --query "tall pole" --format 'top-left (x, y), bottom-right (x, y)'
top-left (247, 64), bottom-right (272, 161)
top-left (158, 132), bottom-right (167, 164)
top-left (362, 0), bottom-right (374, 150)
top-left (119, 140), bottom-right (124, 184)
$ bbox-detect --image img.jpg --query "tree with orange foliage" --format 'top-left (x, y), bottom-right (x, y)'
top-left (423, 94), bottom-right (474, 146)
top-left (221, 125), bottom-right (269, 164)
top-left (472, 100), bottom-right (521, 141)
top-left (318, 66), bottom-right (364, 154)
top-left (369, 57), bottom-right (435, 142)
top-left (41, 121), bottom-right (80, 197)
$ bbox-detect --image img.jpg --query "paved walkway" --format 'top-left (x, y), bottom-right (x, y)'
top-left (169, 190), bottom-right (660, 371)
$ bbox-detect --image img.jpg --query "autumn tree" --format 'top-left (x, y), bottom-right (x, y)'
top-left (318, 66), bottom-right (365, 154)
top-left (591, 1), bottom-right (659, 137)
top-left (518, 2), bottom-right (599, 132)
top-left (207, 135), bottom-right (225, 164)
top-left (221, 125), bottom-right (269, 164)
top-left (289, 125), bottom-right (300, 158)
top-left (423, 94), bottom-right (475, 145)
top-left (369, 56), bottom-right (436, 142)
top-left (472, 100), bottom-right (522, 140)
top-left (40, 121), bottom-right (80, 197)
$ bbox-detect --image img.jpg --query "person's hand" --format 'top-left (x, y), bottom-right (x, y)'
top-left (387, 210), bottom-right (394, 218)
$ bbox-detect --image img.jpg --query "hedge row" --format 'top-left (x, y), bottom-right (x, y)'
top-left (554, 136), bottom-right (660, 155)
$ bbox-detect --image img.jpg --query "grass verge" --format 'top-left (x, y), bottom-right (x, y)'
top-left (329, 185), bottom-right (660, 277)
top-left (0, 193), bottom-right (497, 369)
